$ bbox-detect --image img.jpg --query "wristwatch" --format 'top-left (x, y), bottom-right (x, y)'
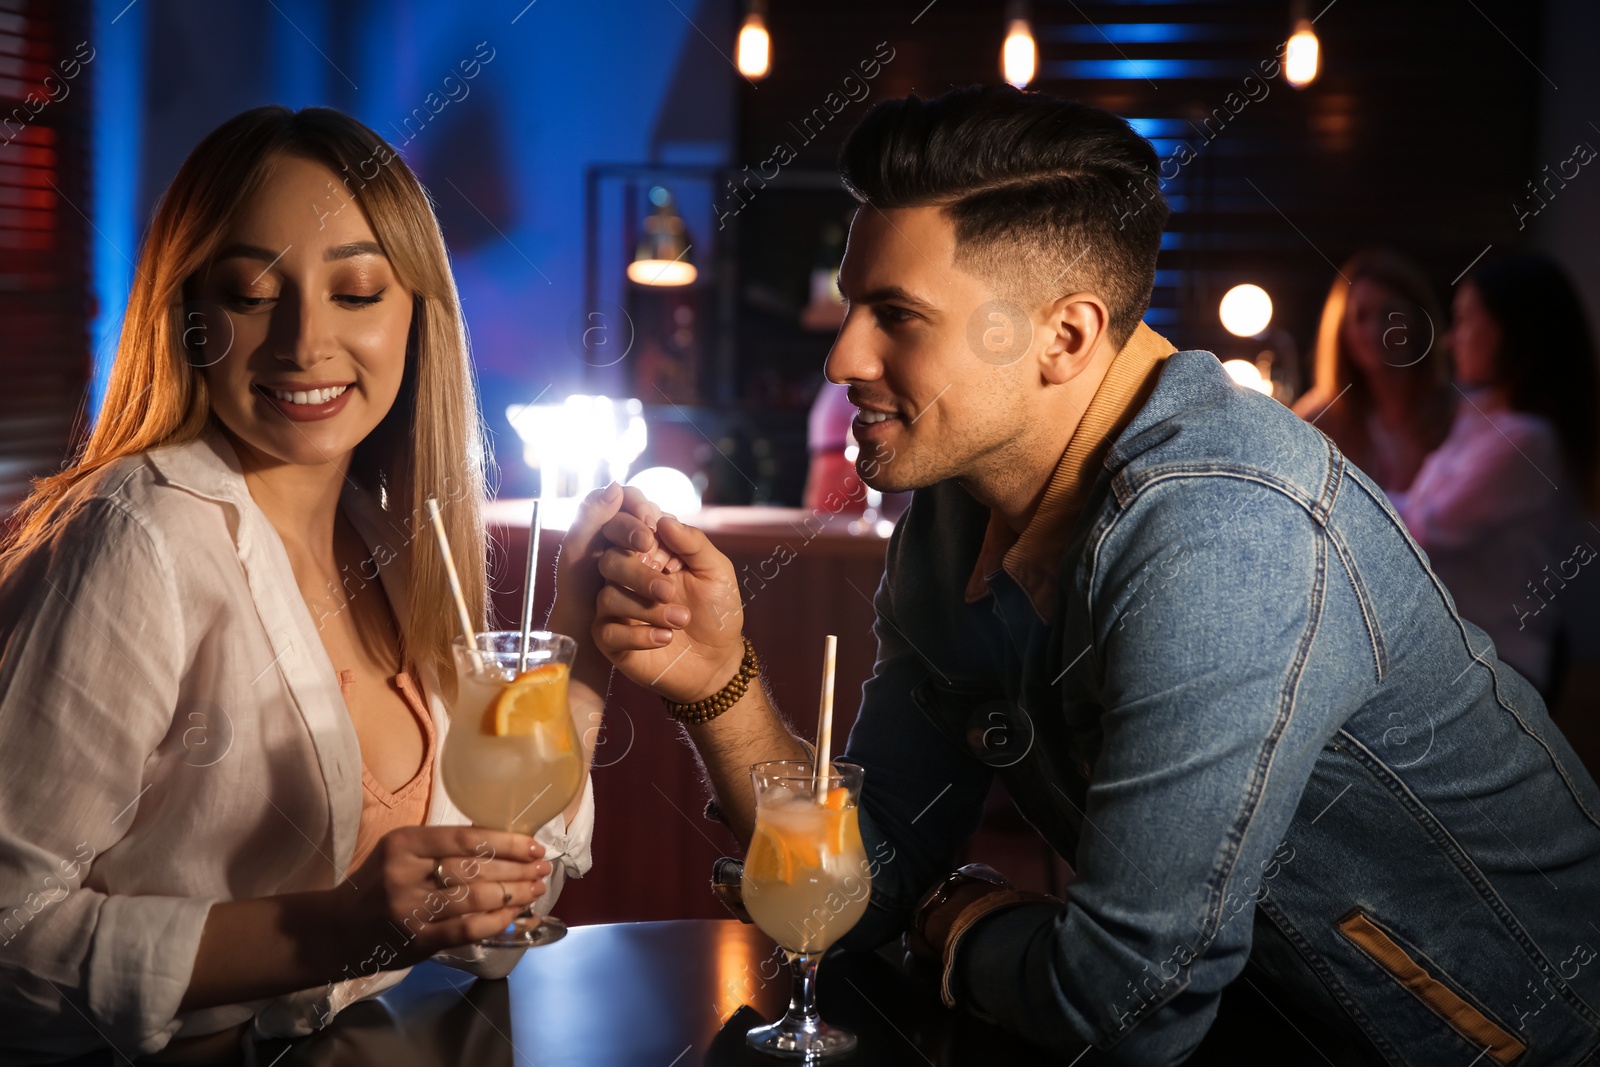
top-left (711, 856), bottom-right (753, 924)
top-left (911, 863), bottom-right (1061, 1008)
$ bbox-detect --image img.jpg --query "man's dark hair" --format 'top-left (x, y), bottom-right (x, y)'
top-left (839, 84), bottom-right (1168, 347)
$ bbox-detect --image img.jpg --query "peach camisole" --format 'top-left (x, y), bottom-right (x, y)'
top-left (338, 666), bottom-right (436, 878)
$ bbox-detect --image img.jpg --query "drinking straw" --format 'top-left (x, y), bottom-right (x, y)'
top-left (426, 497), bottom-right (483, 673)
top-left (517, 499), bottom-right (542, 673)
top-left (815, 634), bottom-right (837, 804)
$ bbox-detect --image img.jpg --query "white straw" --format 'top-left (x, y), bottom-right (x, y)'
top-left (426, 498), bottom-right (483, 673)
top-left (517, 499), bottom-right (541, 673)
top-left (815, 634), bottom-right (837, 804)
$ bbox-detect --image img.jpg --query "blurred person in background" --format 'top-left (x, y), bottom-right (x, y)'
top-left (1293, 248), bottom-right (1454, 494)
top-left (803, 381), bottom-right (865, 513)
top-left (1393, 252), bottom-right (1599, 740)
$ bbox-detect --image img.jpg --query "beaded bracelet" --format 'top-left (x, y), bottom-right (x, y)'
top-left (663, 637), bottom-right (759, 724)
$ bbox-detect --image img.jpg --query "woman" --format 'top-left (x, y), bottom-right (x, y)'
top-left (1292, 248), bottom-right (1454, 494)
top-left (0, 107), bottom-right (627, 1063)
top-left (1393, 253), bottom-right (1599, 697)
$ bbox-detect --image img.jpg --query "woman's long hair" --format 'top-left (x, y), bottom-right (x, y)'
top-left (1466, 252), bottom-right (1600, 508)
top-left (1294, 248), bottom-right (1453, 486)
top-left (0, 106), bottom-right (490, 687)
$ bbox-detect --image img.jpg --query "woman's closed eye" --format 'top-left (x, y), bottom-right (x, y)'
top-left (226, 287), bottom-right (387, 310)
top-left (335, 289), bottom-right (386, 307)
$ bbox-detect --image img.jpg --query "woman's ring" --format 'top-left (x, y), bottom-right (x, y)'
top-left (432, 859), bottom-right (448, 889)
top-left (501, 882), bottom-right (512, 907)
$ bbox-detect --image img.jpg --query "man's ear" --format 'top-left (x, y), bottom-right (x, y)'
top-left (1039, 292), bottom-right (1112, 385)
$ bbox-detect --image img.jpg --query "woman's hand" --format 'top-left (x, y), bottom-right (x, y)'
top-left (545, 483), bottom-right (626, 647)
top-left (329, 825), bottom-right (553, 971)
top-left (546, 484), bottom-right (677, 652)
top-left (593, 514), bottom-right (746, 704)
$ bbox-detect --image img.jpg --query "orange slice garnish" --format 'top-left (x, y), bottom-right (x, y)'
top-left (484, 663), bottom-right (570, 737)
top-left (745, 824), bottom-right (794, 883)
top-left (744, 804), bottom-right (859, 884)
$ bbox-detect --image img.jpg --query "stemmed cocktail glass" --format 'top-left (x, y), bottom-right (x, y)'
top-left (741, 759), bottom-right (870, 1058)
top-left (441, 630), bottom-right (583, 948)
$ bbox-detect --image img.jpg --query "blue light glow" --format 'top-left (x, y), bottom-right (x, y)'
top-left (88, 0), bottom-right (145, 425)
top-left (1048, 58), bottom-right (1240, 80)
top-left (1048, 23), bottom-right (1224, 45)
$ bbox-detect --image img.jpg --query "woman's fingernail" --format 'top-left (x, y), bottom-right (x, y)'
top-left (536, 861), bottom-right (553, 878)
top-left (528, 840), bottom-right (542, 859)
top-left (644, 556), bottom-right (662, 571)
top-left (652, 628), bottom-right (672, 644)
top-left (604, 481), bottom-right (621, 499)
top-left (665, 606), bottom-right (690, 627)
top-left (650, 579), bottom-right (673, 600)
top-left (630, 529), bottom-right (651, 550)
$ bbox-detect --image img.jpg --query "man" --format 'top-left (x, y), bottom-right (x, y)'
top-left (592, 86), bottom-right (1600, 1065)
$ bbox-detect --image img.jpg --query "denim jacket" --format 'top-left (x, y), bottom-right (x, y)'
top-left (839, 349), bottom-right (1600, 1065)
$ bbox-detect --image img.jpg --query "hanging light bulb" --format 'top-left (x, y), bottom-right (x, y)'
top-left (1284, 14), bottom-right (1320, 88)
top-left (1002, 2), bottom-right (1037, 89)
top-left (737, 0), bottom-right (771, 80)
top-left (628, 186), bottom-right (697, 287)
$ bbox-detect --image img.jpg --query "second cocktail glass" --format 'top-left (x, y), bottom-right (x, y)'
top-left (442, 630), bottom-right (583, 948)
top-left (742, 760), bottom-right (870, 1059)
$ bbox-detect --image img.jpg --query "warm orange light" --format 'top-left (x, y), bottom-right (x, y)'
top-left (1002, 19), bottom-right (1037, 89)
top-left (1220, 284), bottom-right (1274, 337)
top-left (1222, 359), bottom-right (1273, 395)
top-left (713, 922), bottom-right (758, 1022)
top-left (630, 186), bottom-right (697, 286)
top-left (1285, 18), bottom-right (1320, 88)
top-left (737, 12), bottom-right (771, 80)
top-left (625, 259), bottom-right (697, 286)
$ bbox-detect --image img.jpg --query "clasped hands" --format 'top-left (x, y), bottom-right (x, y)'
top-left (571, 485), bottom-right (747, 706)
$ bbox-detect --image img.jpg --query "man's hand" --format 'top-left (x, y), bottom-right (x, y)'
top-left (593, 514), bottom-right (746, 704)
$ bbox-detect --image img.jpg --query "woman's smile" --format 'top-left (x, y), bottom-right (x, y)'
top-left (253, 379), bottom-right (356, 421)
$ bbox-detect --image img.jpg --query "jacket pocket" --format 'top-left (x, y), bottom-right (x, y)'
top-left (1336, 907), bottom-right (1527, 1064)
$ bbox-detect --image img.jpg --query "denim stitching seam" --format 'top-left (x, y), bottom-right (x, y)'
top-left (1255, 897), bottom-right (1409, 1067)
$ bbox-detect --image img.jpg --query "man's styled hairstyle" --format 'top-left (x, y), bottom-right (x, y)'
top-left (839, 85), bottom-right (1168, 347)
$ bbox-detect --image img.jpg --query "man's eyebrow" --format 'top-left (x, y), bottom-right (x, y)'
top-left (212, 241), bottom-right (387, 263)
top-left (851, 285), bottom-right (938, 312)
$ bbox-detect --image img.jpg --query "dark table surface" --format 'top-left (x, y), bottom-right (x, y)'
top-left (242, 919), bottom-right (1362, 1067)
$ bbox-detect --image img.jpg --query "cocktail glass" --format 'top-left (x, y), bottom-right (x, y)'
top-left (442, 630), bottom-right (582, 948)
top-left (742, 760), bottom-right (870, 1058)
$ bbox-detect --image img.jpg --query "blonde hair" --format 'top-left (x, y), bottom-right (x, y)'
top-left (1294, 248), bottom-right (1452, 485)
top-left (1304, 249), bottom-right (1448, 399)
top-left (0, 106), bottom-right (490, 687)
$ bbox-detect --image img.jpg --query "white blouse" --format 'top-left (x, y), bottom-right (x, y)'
top-left (0, 429), bottom-right (595, 1063)
top-left (1392, 394), bottom-right (1588, 692)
